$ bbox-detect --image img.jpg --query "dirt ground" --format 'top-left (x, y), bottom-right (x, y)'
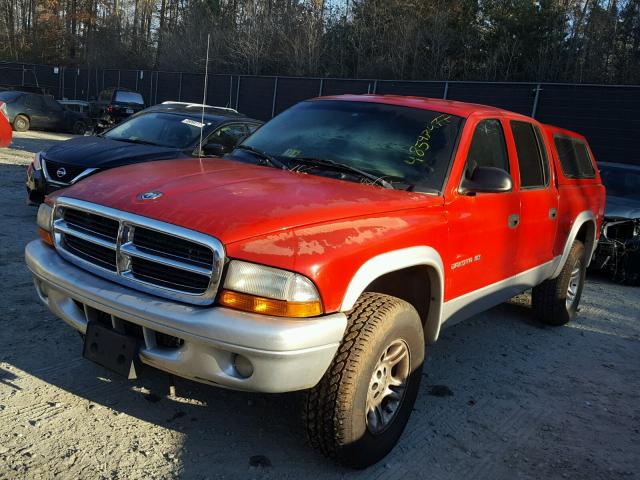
top-left (0, 132), bottom-right (639, 480)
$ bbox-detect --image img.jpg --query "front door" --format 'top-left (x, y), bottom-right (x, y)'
top-left (446, 118), bottom-right (520, 301)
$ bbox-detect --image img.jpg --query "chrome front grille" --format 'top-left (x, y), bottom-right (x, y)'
top-left (42, 159), bottom-right (98, 186)
top-left (52, 197), bottom-right (225, 305)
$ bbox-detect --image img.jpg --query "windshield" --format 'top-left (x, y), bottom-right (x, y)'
top-left (239, 100), bottom-right (463, 192)
top-left (114, 91), bottom-right (144, 105)
top-left (600, 165), bottom-right (640, 201)
top-left (0, 91), bottom-right (22, 103)
top-left (104, 112), bottom-right (213, 149)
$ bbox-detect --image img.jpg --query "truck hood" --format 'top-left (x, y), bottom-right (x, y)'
top-left (43, 135), bottom-right (183, 168)
top-left (605, 195), bottom-right (640, 220)
top-left (55, 158), bottom-right (440, 244)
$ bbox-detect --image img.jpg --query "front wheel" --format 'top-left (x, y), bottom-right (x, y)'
top-left (304, 292), bottom-right (424, 468)
top-left (532, 239), bottom-right (586, 326)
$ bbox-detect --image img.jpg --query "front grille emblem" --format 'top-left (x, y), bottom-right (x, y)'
top-left (138, 191), bottom-right (163, 201)
top-left (56, 167), bottom-right (67, 178)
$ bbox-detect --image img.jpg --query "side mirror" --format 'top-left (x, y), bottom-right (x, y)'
top-left (201, 143), bottom-right (228, 157)
top-left (459, 166), bottom-right (513, 195)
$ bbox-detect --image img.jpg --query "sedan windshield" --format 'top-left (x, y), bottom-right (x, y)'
top-left (104, 112), bottom-right (213, 149)
top-left (600, 165), bottom-right (640, 201)
top-left (240, 100), bottom-right (463, 192)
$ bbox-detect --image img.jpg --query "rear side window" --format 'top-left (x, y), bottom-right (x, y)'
top-left (465, 119), bottom-right (510, 176)
top-left (554, 136), bottom-right (595, 179)
top-left (114, 91), bottom-right (144, 105)
top-left (511, 121), bottom-right (549, 188)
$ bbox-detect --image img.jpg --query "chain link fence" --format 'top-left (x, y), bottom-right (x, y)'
top-left (1, 61), bottom-right (638, 165)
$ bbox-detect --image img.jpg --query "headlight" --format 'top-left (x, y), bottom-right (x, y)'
top-left (36, 203), bottom-right (54, 246)
top-left (219, 260), bottom-right (322, 317)
top-left (33, 151), bottom-right (44, 170)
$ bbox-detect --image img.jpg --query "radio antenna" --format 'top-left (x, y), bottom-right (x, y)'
top-left (199, 33), bottom-right (210, 157)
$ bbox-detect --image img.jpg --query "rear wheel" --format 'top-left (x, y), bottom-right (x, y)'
top-left (304, 292), bottom-right (424, 468)
top-left (532, 240), bottom-right (586, 326)
top-left (13, 114), bottom-right (29, 132)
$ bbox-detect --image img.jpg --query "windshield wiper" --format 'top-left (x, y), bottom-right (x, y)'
top-left (114, 138), bottom-right (164, 147)
top-left (290, 157), bottom-right (394, 189)
top-left (233, 145), bottom-right (288, 169)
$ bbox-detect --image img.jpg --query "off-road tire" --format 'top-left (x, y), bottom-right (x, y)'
top-left (303, 292), bottom-right (424, 469)
top-left (532, 240), bottom-right (586, 326)
top-left (13, 114), bottom-right (29, 132)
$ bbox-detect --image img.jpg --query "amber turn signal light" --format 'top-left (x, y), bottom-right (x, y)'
top-left (38, 227), bottom-right (54, 247)
top-left (219, 290), bottom-right (322, 318)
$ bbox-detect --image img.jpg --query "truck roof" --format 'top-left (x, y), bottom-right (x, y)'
top-left (316, 94), bottom-right (526, 119)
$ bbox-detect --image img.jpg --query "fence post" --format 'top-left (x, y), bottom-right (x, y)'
top-left (372, 79), bottom-right (378, 94)
top-left (318, 78), bottom-right (324, 96)
top-left (86, 69), bottom-right (90, 101)
top-left (531, 83), bottom-right (542, 118)
top-left (271, 77), bottom-right (279, 118)
top-left (236, 75), bottom-right (241, 110)
top-left (154, 71), bottom-right (159, 104)
top-left (228, 75), bottom-right (233, 108)
top-left (117, 70), bottom-right (121, 88)
top-left (443, 81), bottom-right (449, 100)
top-left (21, 65), bottom-right (25, 86)
top-left (178, 73), bottom-right (183, 101)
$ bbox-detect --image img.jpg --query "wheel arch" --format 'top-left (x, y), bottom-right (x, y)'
top-left (551, 210), bottom-right (597, 279)
top-left (339, 246), bottom-right (444, 344)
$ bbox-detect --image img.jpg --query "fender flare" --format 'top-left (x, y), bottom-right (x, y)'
top-left (340, 246), bottom-right (445, 343)
top-left (550, 210), bottom-right (597, 279)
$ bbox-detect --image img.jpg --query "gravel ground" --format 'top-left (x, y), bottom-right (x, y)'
top-left (0, 132), bottom-right (639, 480)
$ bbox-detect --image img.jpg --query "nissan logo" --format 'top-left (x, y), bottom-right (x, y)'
top-left (138, 191), bottom-right (163, 201)
top-left (56, 167), bottom-right (67, 178)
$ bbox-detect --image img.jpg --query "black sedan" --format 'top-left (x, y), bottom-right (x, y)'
top-left (26, 102), bottom-right (262, 203)
top-left (0, 90), bottom-right (91, 134)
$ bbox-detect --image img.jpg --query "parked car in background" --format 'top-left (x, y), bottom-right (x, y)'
top-left (26, 95), bottom-right (605, 467)
top-left (0, 100), bottom-right (12, 147)
top-left (58, 99), bottom-right (92, 115)
top-left (25, 101), bottom-right (262, 203)
top-left (590, 162), bottom-right (640, 285)
top-left (91, 88), bottom-right (145, 132)
top-left (0, 91), bottom-right (91, 134)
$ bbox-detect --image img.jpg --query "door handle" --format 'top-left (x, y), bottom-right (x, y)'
top-left (549, 208), bottom-right (557, 220)
top-left (508, 214), bottom-right (520, 229)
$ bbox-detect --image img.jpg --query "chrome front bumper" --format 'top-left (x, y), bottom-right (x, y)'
top-left (25, 240), bottom-right (347, 393)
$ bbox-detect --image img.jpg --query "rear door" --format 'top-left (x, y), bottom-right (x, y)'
top-left (24, 95), bottom-right (48, 128)
top-left (509, 120), bottom-right (558, 273)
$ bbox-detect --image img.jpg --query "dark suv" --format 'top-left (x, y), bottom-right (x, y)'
top-left (26, 101), bottom-right (262, 203)
top-left (92, 88), bottom-right (145, 130)
top-left (0, 91), bottom-right (91, 134)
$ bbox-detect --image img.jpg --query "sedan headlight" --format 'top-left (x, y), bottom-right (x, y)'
top-left (219, 260), bottom-right (322, 318)
top-left (36, 203), bottom-right (54, 246)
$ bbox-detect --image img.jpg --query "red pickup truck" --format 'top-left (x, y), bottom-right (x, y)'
top-left (26, 95), bottom-right (605, 467)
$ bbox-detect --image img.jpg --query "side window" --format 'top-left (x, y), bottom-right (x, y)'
top-left (554, 136), bottom-right (595, 179)
top-left (207, 124), bottom-right (248, 149)
top-left (25, 95), bottom-right (44, 109)
top-left (511, 120), bottom-right (548, 188)
top-left (464, 119), bottom-right (509, 178)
